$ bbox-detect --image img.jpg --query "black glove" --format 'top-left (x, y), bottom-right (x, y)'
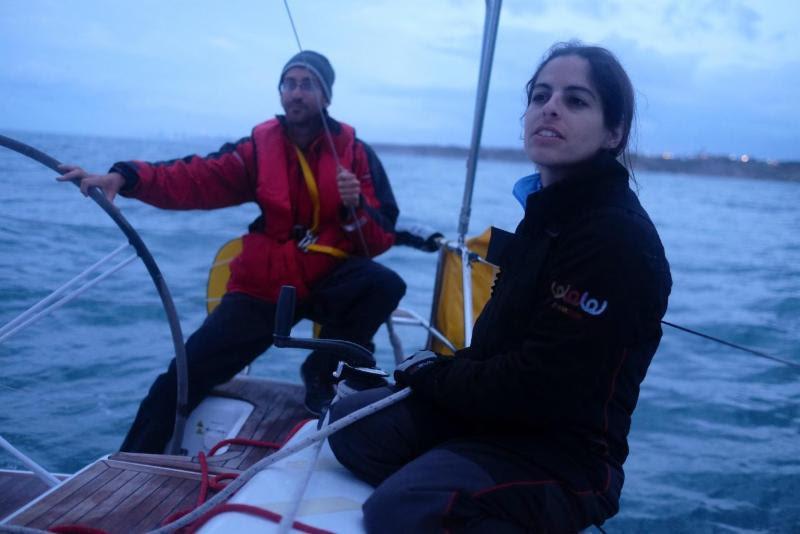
top-left (393, 350), bottom-right (443, 390)
top-left (395, 225), bottom-right (443, 252)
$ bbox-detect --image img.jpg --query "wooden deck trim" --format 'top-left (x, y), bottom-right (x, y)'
top-left (0, 471), bottom-right (68, 522)
top-left (1, 378), bottom-right (312, 531)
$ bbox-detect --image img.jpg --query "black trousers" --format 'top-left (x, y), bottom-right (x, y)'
top-left (120, 257), bottom-right (405, 453)
top-left (329, 387), bottom-right (622, 533)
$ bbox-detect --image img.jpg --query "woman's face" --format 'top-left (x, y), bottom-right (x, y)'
top-left (524, 55), bottom-right (620, 183)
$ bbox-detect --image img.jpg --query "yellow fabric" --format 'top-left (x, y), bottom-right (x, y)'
top-left (294, 146), bottom-right (320, 232)
top-left (307, 243), bottom-right (349, 259)
top-left (206, 237), bottom-right (243, 314)
top-left (293, 145), bottom-right (349, 259)
top-left (205, 149), bottom-right (348, 315)
top-left (430, 228), bottom-right (498, 355)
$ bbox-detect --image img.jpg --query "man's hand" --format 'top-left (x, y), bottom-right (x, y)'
top-left (394, 350), bottom-right (441, 388)
top-left (336, 167), bottom-right (360, 208)
top-left (57, 165), bottom-right (125, 203)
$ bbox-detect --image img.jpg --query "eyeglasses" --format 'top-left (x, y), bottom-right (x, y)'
top-left (279, 78), bottom-right (320, 94)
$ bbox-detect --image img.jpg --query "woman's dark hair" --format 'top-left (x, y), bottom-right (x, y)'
top-left (526, 41), bottom-right (636, 168)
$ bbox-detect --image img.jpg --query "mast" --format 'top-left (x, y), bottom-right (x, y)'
top-left (457, 0), bottom-right (502, 244)
top-left (457, 0), bottom-right (501, 345)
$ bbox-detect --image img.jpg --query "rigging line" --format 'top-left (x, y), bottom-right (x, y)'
top-left (282, 0), bottom-right (303, 51)
top-left (661, 320), bottom-right (800, 370)
top-left (280, 0), bottom-right (371, 257)
top-left (0, 134), bottom-right (189, 456)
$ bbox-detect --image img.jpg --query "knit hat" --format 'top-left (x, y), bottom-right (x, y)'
top-left (280, 50), bottom-right (335, 102)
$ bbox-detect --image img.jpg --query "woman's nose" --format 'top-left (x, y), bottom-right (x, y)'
top-left (541, 97), bottom-right (559, 117)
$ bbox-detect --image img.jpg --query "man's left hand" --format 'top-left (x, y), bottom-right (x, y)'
top-left (337, 168), bottom-right (361, 208)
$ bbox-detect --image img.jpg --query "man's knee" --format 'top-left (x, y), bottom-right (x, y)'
top-left (376, 267), bottom-right (406, 305)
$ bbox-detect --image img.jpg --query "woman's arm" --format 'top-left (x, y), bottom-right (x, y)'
top-left (399, 210), bottom-right (670, 429)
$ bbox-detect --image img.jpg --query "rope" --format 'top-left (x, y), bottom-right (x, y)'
top-left (158, 420), bottom-right (334, 533)
top-left (184, 504), bottom-right (332, 534)
top-left (0, 134), bottom-right (189, 455)
top-left (661, 320), bottom-right (800, 370)
top-left (148, 387), bottom-right (411, 533)
top-left (280, 0), bottom-right (371, 257)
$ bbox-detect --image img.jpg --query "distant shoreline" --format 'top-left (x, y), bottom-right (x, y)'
top-left (3, 129), bottom-right (798, 183)
top-left (373, 143), bottom-right (800, 183)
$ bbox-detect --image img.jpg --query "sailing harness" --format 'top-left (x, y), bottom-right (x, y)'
top-left (292, 145), bottom-right (348, 259)
top-left (281, 0), bottom-right (370, 258)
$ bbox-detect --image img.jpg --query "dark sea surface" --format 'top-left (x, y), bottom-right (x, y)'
top-left (1, 131), bottom-right (798, 532)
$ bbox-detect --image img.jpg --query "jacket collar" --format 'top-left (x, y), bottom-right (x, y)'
top-left (522, 151), bottom-right (630, 236)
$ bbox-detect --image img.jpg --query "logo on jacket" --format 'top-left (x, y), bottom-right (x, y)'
top-left (550, 282), bottom-right (608, 316)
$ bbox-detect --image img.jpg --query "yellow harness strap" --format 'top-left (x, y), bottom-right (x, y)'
top-left (293, 146), bottom-right (349, 259)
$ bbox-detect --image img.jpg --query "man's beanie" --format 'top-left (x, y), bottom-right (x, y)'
top-left (280, 50), bottom-right (335, 101)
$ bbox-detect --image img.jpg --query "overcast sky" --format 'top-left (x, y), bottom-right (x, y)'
top-left (1, 0), bottom-right (798, 160)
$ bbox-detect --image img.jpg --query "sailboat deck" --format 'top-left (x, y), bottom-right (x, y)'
top-left (1, 377), bottom-right (309, 531)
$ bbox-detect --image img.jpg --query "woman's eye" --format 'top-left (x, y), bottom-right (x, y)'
top-left (531, 93), bottom-right (548, 104)
top-left (567, 96), bottom-right (587, 107)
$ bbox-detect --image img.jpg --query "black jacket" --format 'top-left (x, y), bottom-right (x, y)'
top-left (408, 153), bottom-right (671, 479)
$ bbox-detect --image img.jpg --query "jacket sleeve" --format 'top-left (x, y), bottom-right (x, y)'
top-left (112, 137), bottom-right (258, 210)
top-left (408, 211), bottom-right (670, 429)
top-left (341, 140), bottom-right (398, 256)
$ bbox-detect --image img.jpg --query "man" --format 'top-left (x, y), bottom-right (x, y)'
top-left (60, 50), bottom-right (404, 453)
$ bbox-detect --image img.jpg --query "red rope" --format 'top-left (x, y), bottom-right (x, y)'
top-left (207, 437), bottom-right (281, 457)
top-left (197, 452), bottom-right (210, 505)
top-left (161, 508), bottom-right (191, 527)
top-left (168, 419), bottom-right (329, 533)
top-left (48, 526), bottom-right (109, 534)
top-left (209, 472), bottom-right (237, 492)
top-left (184, 503), bottom-right (333, 534)
top-left (51, 419), bottom-right (320, 533)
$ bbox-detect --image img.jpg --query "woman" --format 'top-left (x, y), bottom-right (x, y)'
top-left (329, 42), bottom-right (672, 532)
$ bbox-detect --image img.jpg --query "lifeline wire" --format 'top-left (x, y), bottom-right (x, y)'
top-left (280, 0), bottom-right (370, 257)
top-left (662, 320), bottom-right (800, 370)
top-left (0, 134), bottom-right (190, 456)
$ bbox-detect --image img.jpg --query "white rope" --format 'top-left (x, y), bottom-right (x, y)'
top-left (0, 243), bottom-right (130, 338)
top-left (0, 253), bottom-right (138, 345)
top-left (148, 387), bottom-right (412, 533)
top-left (275, 413), bottom-right (329, 534)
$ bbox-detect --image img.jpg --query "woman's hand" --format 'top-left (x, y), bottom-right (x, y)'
top-left (394, 350), bottom-right (441, 387)
top-left (57, 165), bottom-right (125, 203)
top-left (336, 167), bottom-right (361, 208)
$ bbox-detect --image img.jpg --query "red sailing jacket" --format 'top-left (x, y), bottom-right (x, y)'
top-left (112, 116), bottom-right (398, 302)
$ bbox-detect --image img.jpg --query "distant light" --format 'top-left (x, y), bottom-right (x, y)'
top-left (740, 154), bottom-right (750, 163)
top-left (661, 152), bottom-right (673, 160)
top-left (767, 159), bottom-right (779, 167)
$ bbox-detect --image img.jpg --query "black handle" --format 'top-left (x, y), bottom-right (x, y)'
top-left (274, 285), bottom-right (296, 342)
top-left (272, 285), bottom-right (374, 363)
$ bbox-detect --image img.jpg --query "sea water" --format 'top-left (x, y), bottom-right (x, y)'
top-left (1, 131), bottom-right (798, 532)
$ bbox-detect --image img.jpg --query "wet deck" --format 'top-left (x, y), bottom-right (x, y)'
top-left (1, 377), bottom-right (308, 531)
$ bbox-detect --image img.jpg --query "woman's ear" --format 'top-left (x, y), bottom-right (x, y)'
top-left (603, 126), bottom-right (623, 151)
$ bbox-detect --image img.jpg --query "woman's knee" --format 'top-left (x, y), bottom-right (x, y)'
top-left (328, 388), bottom-right (391, 465)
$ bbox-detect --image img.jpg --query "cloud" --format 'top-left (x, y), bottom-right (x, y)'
top-left (1, 0), bottom-right (798, 160)
top-left (500, 0), bottom-right (797, 70)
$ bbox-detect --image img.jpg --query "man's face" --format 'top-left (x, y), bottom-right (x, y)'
top-left (280, 67), bottom-right (328, 126)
